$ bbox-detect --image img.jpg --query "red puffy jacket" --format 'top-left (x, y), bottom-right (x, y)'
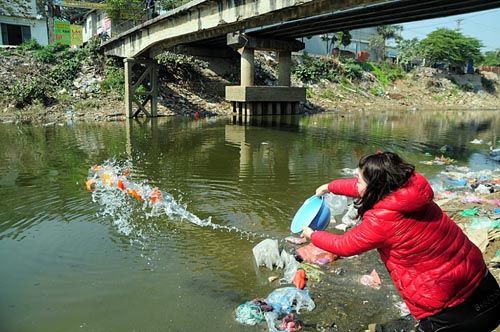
top-left (311, 172), bottom-right (486, 320)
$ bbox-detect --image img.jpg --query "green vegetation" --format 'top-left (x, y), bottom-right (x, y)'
top-left (369, 25), bottom-right (403, 61)
top-left (101, 66), bottom-right (125, 98)
top-left (481, 49), bottom-right (500, 66)
top-left (320, 31), bottom-right (352, 54)
top-left (5, 42), bottom-right (81, 107)
top-left (2, 38), bottom-right (110, 108)
top-left (159, 0), bottom-right (190, 10)
top-left (292, 54), bottom-right (403, 88)
top-left (105, 0), bottom-right (145, 21)
top-left (419, 28), bottom-right (483, 69)
top-left (397, 38), bottom-right (420, 68)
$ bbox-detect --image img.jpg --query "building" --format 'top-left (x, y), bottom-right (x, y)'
top-left (301, 27), bottom-right (379, 61)
top-left (82, 10), bottom-right (112, 43)
top-left (0, 0), bottom-right (49, 46)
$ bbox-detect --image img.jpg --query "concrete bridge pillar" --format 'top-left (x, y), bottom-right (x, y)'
top-left (240, 47), bottom-right (255, 86)
top-left (278, 51), bottom-right (291, 86)
top-left (226, 32), bottom-right (306, 117)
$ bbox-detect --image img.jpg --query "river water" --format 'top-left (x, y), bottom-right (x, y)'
top-left (0, 110), bottom-right (499, 332)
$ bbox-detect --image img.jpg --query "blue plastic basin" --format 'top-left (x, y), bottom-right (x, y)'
top-left (290, 195), bottom-right (331, 233)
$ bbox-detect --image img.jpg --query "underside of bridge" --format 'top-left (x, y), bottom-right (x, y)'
top-left (107, 0), bottom-right (500, 118)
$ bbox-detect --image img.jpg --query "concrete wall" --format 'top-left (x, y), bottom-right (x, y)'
top-left (0, 0), bottom-right (48, 46)
top-left (0, 16), bottom-right (48, 46)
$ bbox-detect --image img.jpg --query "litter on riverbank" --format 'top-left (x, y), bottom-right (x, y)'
top-left (237, 165), bottom-right (500, 331)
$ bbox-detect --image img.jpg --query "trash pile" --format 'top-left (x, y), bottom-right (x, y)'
top-left (235, 193), bottom-right (363, 331)
top-left (236, 237), bottom-right (328, 331)
top-left (427, 165), bottom-right (500, 279)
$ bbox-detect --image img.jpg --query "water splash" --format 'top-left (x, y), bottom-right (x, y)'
top-left (86, 159), bottom-right (261, 240)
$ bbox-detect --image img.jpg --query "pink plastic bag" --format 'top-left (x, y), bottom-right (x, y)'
top-left (296, 243), bottom-right (337, 265)
top-left (360, 269), bottom-right (381, 289)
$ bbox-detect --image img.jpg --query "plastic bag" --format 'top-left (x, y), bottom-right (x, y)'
top-left (235, 301), bottom-right (266, 325)
top-left (266, 287), bottom-right (315, 315)
top-left (296, 243), bottom-right (337, 265)
top-left (324, 193), bottom-right (348, 216)
top-left (341, 203), bottom-right (360, 227)
top-left (280, 250), bottom-right (299, 283)
top-left (253, 239), bottom-right (281, 270)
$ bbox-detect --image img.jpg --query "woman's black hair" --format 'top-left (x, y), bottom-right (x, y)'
top-left (355, 151), bottom-right (415, 218)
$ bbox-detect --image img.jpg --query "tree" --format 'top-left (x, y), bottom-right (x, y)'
top-left (104, 0), bottom-right (145, 21)
top-left (158, 0), bottom-right (189, 10)
top-left (369, 25), bottom-right (403, 61)
top-left (419, 28), bottom-right (483, 69)
top-left (0, 0), bottom-right (36, 16)
top-left (320, 30), bottom-right (352, 54)
top-left (481, 49), bottom-right (500, 66)
top-left (397, 38), bottom-right (421, 68)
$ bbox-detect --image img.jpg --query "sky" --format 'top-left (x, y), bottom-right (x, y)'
top-left (399, 8), bottom-right (500, 52)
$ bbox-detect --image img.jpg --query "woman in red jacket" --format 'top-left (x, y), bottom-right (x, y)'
top-left (302, 151), bottom-right (500, 332)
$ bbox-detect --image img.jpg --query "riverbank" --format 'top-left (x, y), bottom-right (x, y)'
top-left (292, 191), bottom-right (500, 332)
top-left (0, 46), bottom-right (499, 125)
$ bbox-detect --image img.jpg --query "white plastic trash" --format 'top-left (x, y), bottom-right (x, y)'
top-left (324, 193), bottom-right (348, 216)
top-left (253, 239), bottom-right (281, 270)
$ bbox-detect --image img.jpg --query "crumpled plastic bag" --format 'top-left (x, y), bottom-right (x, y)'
top-left (360, 269), bottom-right (381, 289)
top-left (296, 243), bottom-right (337, 265)
top-left (280, 250), bottom-right (299, 283)
top-left (324, 193), bottom-right (348, 216)
top-left (266, 287), bottom-right (315, 315)
top-left (253, 239), bottom-right (281, 270)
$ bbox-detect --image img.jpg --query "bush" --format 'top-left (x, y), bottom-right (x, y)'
top-left (293, 54), bottom-right (331, 82)
top-left (3, 43), bottom-right (83, 108)
top-left (101, 66), bottom-right (125, 98)
top-left (17, 39), bottom-right (42, 53)
top-left (341, 58), bottom-right (364, 80)
top-left (49, 57), bottom-right (81, 85)
top-left (9, 78), bottom-right (52, 107)
top-left (365, 62), bottom-right (405, 86)
top-left (33, 43), bottom-right (69, 63)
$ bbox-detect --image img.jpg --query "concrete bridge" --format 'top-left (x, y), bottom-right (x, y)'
top-left (101, 0), bottom-right (500, 118)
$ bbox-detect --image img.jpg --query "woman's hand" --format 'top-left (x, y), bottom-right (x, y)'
top-left (301, 226), bottom-right (314, 239)
top-left (315, 183), bottom-right (329, 196)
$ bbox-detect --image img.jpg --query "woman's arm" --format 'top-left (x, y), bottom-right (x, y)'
top-left (306, 211), bottom-right (388, 257)
top-left (315, 178), bottom-right (359, 197)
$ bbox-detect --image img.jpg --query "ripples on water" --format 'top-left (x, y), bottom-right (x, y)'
top-left (88, 159), bottom-right (265, 244)
top-left (1, 110), bottom-right (499, 331)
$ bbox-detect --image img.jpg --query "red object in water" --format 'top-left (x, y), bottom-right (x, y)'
top-left (127, 188), bottom-right (143, 201)
top-left (85, 178), bottom-right (96, 192)
top-left (149, 188), bottom-right (162, 203)
top-left (293, 269), bottom-right (307, 290)
top-left (194, 111), bottom-right (200, 120)
top-left (117, 179), bottom-right (126, 191)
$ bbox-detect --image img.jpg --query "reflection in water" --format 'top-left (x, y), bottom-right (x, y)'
top-left (232, 114), bottom-right (301, 129)
top-left (0, 110), bottom-right (499, 332)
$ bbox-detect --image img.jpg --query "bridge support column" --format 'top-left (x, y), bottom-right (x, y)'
top-left (278, 51), bottom-right (291, 86)
top-left (240, 47), bottom-right (255, 86)
top-left (226, 32), bottom-right (305, 116)
top-left (123, 58), bottom-right (159, 118)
